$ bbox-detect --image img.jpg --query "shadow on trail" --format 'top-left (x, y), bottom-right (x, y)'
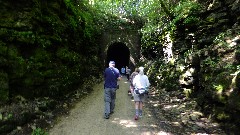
top-left (146, 88), bottom-right (226, 135)
top-left (49, 76), bottom-right (225, 135)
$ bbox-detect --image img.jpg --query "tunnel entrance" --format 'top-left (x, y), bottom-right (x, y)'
top-left (106, 42), bottom-right (130, 71)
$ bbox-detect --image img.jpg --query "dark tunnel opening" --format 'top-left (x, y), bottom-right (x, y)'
top-left (106, 42), bottom-right (130, 71)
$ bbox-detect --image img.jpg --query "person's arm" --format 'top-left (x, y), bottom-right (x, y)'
top-left (145, 76), bottom-right (150, 90)
top-left (129, 72), bottom-right (134, 81)
top-left (117, 75), bottom-right (121, 81)
top-left (132, 76), bottom-right (137, 88)
top-left (116, 72), bottom-right (121, 81)
top-left (146, 78), bottom-right (150, 87)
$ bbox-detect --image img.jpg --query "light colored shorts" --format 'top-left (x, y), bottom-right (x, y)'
top-left (133, 93), bottom-right (146, 102)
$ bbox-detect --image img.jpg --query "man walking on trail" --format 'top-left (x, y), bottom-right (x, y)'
top-left (121, 66), bottom-right (125, 76)
top-left (104, 61), bottom-right (121, 119)
top-left (126, 66), bottom-right (131, 80)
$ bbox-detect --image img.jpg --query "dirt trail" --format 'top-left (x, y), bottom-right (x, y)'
top-left (49, 77), bottom-right (162, 135)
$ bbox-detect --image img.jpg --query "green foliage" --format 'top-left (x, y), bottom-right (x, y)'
top-left (140, 1), bottom-right (201, 60)
top-left (0, 42), bottom-right (8, 101)
top-left (202, 57), bottom-right (218, 69)
top-left (56, 47), bottom-right (80, 64)
top-left (132, 0), bottom-right (240, 132)
top-left (216, 110), bottom-right (230, 121)
top-left (174, 1), bottom-right (202, 16)
top-left (161, 0), bottom-right (203, 39)
top-left (0, 112), bottom-right (13, 124)
top-left (200, 58), bottom-right (232, 102)
top-left (0, 0), bottom-right (103, 100)
top-left (213, 32), bottom-right (230, 48)
top-left (0, 71), bottom-right (9, 102)
top-left (32, 128), bottom-right (48, 135)
top-left (235, 50), bottom-right (240, 62)
top-left (92, 0), bottom-right (144, 30)
top-left (184, 16), bottom-right (200, 25)
top-left (147, 60), bottom-right (181, 92)
top-left (236, 72), bottom-right (240, 89)
top-left (173, 1), bottom-right (202, 25)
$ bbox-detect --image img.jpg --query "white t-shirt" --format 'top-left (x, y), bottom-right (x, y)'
top-left (132, 74), bottom-right (150, 89)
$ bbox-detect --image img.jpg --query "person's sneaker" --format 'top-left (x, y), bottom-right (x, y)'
top-left (139, 113), bottom-right (142, 118)
top-left (134, 115), bottom-right (138, 120)
top-left (104, 114), bottom-right (110, 119)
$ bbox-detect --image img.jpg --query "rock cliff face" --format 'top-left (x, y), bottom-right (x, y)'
top-left (0, 1), bottom-right (103, 134)
top-left (173, 0), bottom-right (240, 133)
top-left (0, 0), bottom-right (101, 102)
top-left (143, 0), bottom-right (239, 134)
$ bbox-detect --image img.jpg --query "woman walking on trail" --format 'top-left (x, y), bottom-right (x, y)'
top-left (132, 66), bottom-right (150, 120)
top-left (103, 61), bottom-right (121, 119)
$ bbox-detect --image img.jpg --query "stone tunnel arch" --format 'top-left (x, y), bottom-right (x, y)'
top-left (106, 42), bottom-right (130, 71)
top-left (101, 29), bottom-right (141, 71)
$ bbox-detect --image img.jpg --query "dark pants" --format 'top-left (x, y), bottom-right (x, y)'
top-left (126, 74), bottom-right (130, 80)
top-left (104, 88), bottom-right (116, 115)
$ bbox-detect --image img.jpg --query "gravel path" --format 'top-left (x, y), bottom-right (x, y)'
top-left (49, 77), bottom-right (162, 135)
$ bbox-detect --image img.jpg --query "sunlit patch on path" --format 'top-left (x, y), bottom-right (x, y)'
top-left (49, 77), bottom-right (163, 135)
top-left (112, 118), bottom-right (138, 128)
